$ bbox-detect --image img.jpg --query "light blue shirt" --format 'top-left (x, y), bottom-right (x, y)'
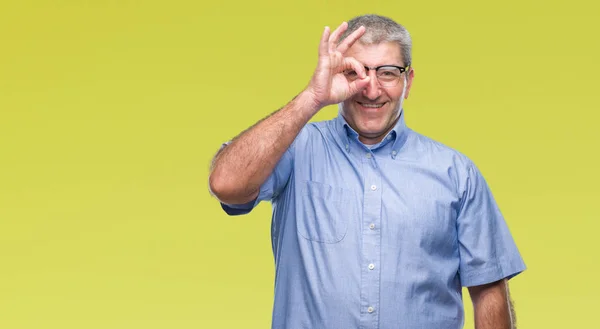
top-left (221, 110), bottom-right (526, 329)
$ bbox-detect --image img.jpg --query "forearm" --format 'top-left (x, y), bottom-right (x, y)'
top-left (209, 89), bottom-right (320, 204)
top-left (471, 280), bottom-right (515, 329)
top-left (209, 22), bottom-right (369, 204)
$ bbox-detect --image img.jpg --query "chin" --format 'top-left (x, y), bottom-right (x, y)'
top-left (356, 123), bottom-right (387, 137)
top-left (341, 104), bottom-right (396, 135)
top-left (357, 117), bottom-right (388, 131)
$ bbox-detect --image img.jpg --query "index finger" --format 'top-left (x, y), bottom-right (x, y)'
top-left (328, 22), bottom-right (348, 54)
top-left (319, 26), bottom-right (331, 57)
top-left (337, 25), bottom-right (366, 54)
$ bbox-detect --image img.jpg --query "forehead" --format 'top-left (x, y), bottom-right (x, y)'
top-left (345, 41), bottom-right (403, 66)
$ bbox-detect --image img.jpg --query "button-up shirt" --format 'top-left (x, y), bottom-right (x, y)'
top-left (221, 110), bottom-right (526, 329)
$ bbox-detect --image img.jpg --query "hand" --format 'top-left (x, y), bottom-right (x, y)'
top-left (306, 22), bottom-right (370, 108)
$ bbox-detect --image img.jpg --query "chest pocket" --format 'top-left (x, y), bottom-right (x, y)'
top-left (296, 180), bottom-right (351, 243)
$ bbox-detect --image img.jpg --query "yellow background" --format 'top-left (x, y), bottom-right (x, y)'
top-left (1, 0), bottom-right (598, 328)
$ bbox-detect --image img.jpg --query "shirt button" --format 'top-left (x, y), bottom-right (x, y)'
top-left (370, 185), bottom-right (377, 191)
top-left (368, 263), bottom-right (375, 270)
top-left (366, 153), bottom-right (372, 159)
top-left (391, 150), bottom-right (397, 156)
top-left (369, 223), bottom-right (375, 230)
top-left (367, 306), bottom-right (375, 313)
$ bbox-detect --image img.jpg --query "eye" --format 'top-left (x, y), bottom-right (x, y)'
top-left (379, 69), bottom-right (400, 77)
top-left (377, 67), bottom-right (401, 81)
top-left (344, 70), bottom-right (358, 79)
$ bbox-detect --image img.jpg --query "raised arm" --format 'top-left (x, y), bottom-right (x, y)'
top-left (209, 22), bottom-right (371, 204)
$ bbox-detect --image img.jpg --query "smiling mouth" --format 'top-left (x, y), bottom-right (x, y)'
top-left (357, 101), bottom-right (386, 109)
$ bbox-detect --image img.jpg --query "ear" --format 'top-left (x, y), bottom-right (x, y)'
top-left (405, 68), bottom-right (415, 99)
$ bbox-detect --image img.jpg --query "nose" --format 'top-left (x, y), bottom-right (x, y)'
top-left (362, 69), bottom-right (382, 100)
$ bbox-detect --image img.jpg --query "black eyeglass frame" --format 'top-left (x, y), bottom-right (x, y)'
top-left (363, 65), bottom-right (409, 74)
top-left (344, 65), bottom-right (411, 87)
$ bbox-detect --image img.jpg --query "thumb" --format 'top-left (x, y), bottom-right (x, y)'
top-left (347, 76), bottom-right (370, 96)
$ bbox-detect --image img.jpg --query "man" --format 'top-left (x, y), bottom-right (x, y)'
top-left (209, 14), bottom-right (525, 329)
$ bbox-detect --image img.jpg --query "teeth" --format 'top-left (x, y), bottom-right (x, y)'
top-left (360, 103), bottom-right (384, 108)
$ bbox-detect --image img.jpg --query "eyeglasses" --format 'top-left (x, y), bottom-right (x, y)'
top-left (343, 65), bottom-right (409, 87)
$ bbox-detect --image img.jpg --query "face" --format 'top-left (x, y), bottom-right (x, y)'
top-left (340, 42), bottom-right (414, 145)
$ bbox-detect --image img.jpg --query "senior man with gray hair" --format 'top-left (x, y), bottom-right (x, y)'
top-left (209, 14), bottom-right (526, 329)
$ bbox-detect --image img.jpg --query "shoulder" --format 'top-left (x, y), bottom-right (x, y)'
top-left (292, 118), bottom-right (339, 146)
top-left (305, 118), bottom-right (337, 135)
top-left (403, 129), bottom-right (481, 193)
top-left (405, 129), bottom-right (474, 168)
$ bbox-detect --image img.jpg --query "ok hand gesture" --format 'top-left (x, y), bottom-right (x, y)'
top-left (307, 22), bottom-right (371, 108)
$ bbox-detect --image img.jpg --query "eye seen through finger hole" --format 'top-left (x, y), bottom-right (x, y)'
top-left (344, 65), bottom-right (409, 87)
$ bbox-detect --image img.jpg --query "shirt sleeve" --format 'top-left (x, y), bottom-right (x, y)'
top-left (457, 162), bottom-right (526, 287)
top-left (220, 141), bottom-right (295, 216)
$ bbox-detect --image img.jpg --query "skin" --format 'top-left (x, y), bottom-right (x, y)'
top-left (209, 21), bottom-right (517, 328)
top-left (209, 22), bottom-right (369, 205)
top-left (469, 279), bottom-right (517, 329)
top-left (340, 41), bottom-right (414, 145)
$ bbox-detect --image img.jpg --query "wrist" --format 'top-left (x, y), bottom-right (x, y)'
top-left (297, 88), bottom-right (324, 115)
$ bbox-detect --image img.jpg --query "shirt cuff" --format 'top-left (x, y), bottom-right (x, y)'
top-left (460, 262), bottom-right (526, 287)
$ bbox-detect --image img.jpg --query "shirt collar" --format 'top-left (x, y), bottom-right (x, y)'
top-left (334, 109), bottom-right (409, 159)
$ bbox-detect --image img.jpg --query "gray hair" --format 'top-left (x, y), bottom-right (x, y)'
top-left (339, 14), bottom-right (412, 67)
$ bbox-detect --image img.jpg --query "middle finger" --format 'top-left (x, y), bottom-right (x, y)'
top-left (337, 25), bottom-right (366, 54)
top-left (328, 21), bottom-right (348, 54)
